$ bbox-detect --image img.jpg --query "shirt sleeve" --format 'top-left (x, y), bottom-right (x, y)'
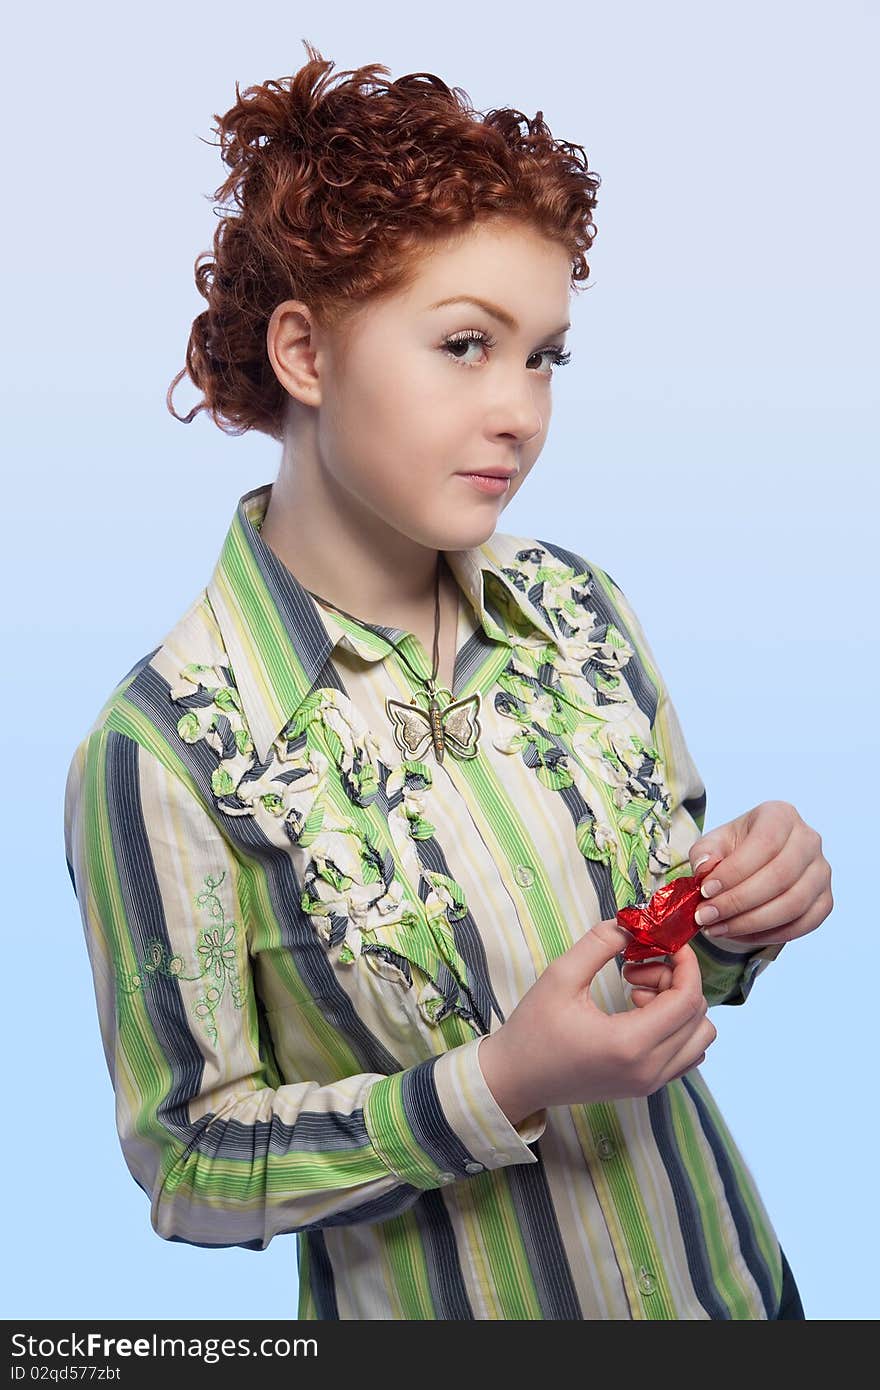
top-left (63, 725), bottom-right (548, 1251)
top-left (589, 567), bottom-right (785, 1008)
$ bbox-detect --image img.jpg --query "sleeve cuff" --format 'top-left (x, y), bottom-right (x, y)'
top-left (362, 1036), bottom-right (547, 1191)
top-left (692, 932), bottom-right (786, 1006)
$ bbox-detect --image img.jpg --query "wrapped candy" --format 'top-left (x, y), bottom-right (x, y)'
top-left (616, 876), bottom-right (705, 962)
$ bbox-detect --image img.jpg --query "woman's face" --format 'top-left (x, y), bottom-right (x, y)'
top-left (278, 218), bottom-right (574, 553)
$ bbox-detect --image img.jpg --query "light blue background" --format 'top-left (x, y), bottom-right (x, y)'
top-left (4, 0), bottom-right (876, 1321)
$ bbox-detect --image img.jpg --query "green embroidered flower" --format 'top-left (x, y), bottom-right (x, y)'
top-left (197, 922), bottom-right (236, 980)
top-left (117, 871), bottom-right (245, 1048)
top-left (117, 940), bottom-right (186, 994)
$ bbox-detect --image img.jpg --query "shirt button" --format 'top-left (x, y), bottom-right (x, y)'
top-left (464, 1161), bottom-right (484, 1174)
top-left (637, 1266), bottom-right (657, 1295)
top-left (437, 1171), bottom-right (456, 1184)
top-left (596, 1136), bottom-right (616, 1160)
top-left (514, 864), bottom-right (535, 888)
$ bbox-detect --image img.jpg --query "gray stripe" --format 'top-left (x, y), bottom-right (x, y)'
top-left (401, 1057), bottom-right (481, 1175)
top-left (105, 730), bottom-right (206, 1143)
top-left (453, 625), bottom-right (501, 696)
top-left (647, 1084), bottom-right (734, 1318)
top-left (505, 1158), bottom-right (584, 1318)
top-left (240, 504), bottom-right (338, 698)
top-left (413, 1188), bottom-right (477, 1318)
top-left (682, 1072), bottom-right (778, 1317)
top-left (302, 1231), bottom-right (339, 1318)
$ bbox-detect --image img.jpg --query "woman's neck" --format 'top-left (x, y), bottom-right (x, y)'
top-left (259, 469), bottom-right (445, 633)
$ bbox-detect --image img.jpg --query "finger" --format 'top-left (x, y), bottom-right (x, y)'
top-left (701, 856), bottom-right (829, 939)
top-left (622, 961), bottom-right (674, 992)
top-left (620, 989), bottom-right (709, 1053)
top-left (707, 885), bottom-right (833, 948)
top-left (638, 1005), bottom-right (714, 1085)
top-left (616, 945), bottom-right (705, 1048)
top-left (656, 1012), bottom-right (716, 1082)
top-left (665, 1050), bottom-right (707, 1084)
top-left (691, 849), bottom-right (724, 882)
top-left (563, 918), bottom-right (636, 987)
top-left (629, 986), bottom-right (659, 1008)
top-left (694, 804), bottom-right (804, 919)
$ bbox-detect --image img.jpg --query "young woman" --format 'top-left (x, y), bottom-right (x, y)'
top-left (64, 43), bottom-right (831, 1320)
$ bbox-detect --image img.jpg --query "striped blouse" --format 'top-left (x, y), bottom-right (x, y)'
top-left (63, 481), bottom-right (787, 1320)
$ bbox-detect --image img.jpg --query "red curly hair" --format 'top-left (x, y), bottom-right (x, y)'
top-left (167, 40), bottom-right (602, 442)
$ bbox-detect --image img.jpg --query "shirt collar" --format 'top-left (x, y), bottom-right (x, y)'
top-left (205, 481), bottom-right (563, 765)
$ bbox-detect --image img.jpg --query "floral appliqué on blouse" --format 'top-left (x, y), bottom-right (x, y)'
top-left (169, 665), bottom-right (481, 1032)
top-left (488, 548), bottom-right (675, 906)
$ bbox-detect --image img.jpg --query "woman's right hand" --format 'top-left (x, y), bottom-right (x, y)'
top-left (478, 918), bottom-right (716, 1127)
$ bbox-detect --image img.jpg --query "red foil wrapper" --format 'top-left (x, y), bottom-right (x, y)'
top-left (617, 876), bottom-right (705, 962)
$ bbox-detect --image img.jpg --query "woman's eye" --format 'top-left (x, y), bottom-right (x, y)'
top-left (441, 330), bottom-right (572, 374)
top-left (442, 330), bottom-right (495, 367)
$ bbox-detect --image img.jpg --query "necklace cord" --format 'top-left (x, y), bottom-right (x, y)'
top-left (302, 554), bottom-right (442, 691)
top-left (302, 553), bottom-right (482, 764)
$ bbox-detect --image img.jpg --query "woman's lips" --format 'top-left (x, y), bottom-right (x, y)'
top-left (457, 473), bottom-right (511, 494)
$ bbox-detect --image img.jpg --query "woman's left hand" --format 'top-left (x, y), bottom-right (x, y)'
top-left (623, 801), bottom-right (833, 1004)
top-left (685, 799), bottom-right (833, 949)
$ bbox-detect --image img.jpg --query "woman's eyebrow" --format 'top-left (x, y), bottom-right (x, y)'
top-left (427, 295), bottom-right (570, 338)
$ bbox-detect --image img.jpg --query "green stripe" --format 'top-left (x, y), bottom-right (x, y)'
top-left (296, 1238), bottom-right (316, 1318)
top-left (223, 513), bottom-right (312, 720)
top-left (381, 1207), bottom-right (436, 1318)
top-left (568, 1103), bottom-right (677, 1318)
top-left (363, 1069), bottom-right (441, 1187)
top-left (466, 1171), bottom-right (543, 1318)
top-left (667, 1079), bottom-right (753, 1315)
top-left (688, 1071), bottom-right (783, 1310)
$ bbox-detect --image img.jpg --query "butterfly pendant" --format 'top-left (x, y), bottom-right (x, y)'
top-left (385, 684), bottom-right (482, 763)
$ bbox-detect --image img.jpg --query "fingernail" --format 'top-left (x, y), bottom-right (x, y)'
top-left (694, 854), bottom-right (712, 871)
top-left (703, 923), bottom-right (729, 937)
top-left (701, 878), bottom-right (722, 898)
top-left (695, 904), bottom-right (720, 926)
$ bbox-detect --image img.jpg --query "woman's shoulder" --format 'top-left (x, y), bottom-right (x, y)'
top-left (487, 529), bottom-right (624, 603)
top-left (69, 586), bottom-right (229, 772)
top-left (487, 529), bottom-right (660, 695)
